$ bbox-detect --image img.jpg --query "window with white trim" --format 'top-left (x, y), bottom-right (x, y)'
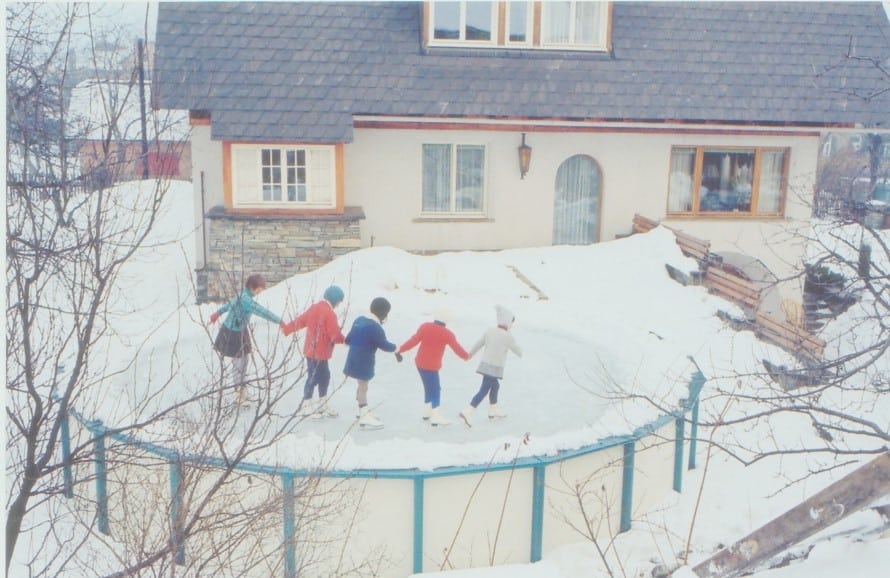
top-left (428, 1), bottom-right (609, 51)
top-left (231, 144), bottom-right (335, 209)
top-left (422, 143), bottom-right (486, 215)
top-left (667, 146), bottom-right (788, 216)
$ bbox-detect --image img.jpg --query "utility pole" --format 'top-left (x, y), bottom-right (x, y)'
top-left (137, 38), bottom-right (149, 179)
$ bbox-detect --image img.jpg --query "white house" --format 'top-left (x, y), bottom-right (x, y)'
top-left (152, 1), bottom-right (890, 307)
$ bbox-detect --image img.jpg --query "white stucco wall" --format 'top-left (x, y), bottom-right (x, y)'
top-left (344, 126), bottom-right (820, 306)
top-left (190, 124), bottom-right (224, 269)
top-left (192, 123), bottom-right (819, 306)
top-left (346, 127), bottom-right (819, 249)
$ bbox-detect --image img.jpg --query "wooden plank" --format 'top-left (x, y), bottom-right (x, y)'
top-left (674, 231), bottom-right (710, 260)
top-left (755, 313), bottom-right (824, 351)
top-left (755, 312), bottom-right (825, 359)
top-left (692, 452), bottom-right (890, 578)
top-left (632, 213), bottom-right (659, 234)
top-left (705, 269), bottom-right (761, 302)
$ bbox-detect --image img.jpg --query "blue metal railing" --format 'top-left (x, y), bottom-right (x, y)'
top-left (64, 366), bottom-right (707, 576)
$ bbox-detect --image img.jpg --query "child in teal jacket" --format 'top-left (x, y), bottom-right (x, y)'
top-left (210, 273), bottom-right (284, 400)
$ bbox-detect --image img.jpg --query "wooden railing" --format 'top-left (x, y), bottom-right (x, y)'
top-left (632, 213), bottom-right (711, 262)
top-left (630, 214), bottom-right (826, 362)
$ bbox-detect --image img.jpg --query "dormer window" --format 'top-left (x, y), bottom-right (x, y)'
top-left (426, 1), bottom-right (611, 51)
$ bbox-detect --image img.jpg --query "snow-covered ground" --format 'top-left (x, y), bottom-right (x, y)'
top-left (33, 180), bottom-right (890, 576)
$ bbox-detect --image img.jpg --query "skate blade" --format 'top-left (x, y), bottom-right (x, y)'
top-left (458, 413), bottom-right (472, 428)
top-left (488, 415), bottom-right (507, 420)
top-left (359, 423), bottom-right (384, 430)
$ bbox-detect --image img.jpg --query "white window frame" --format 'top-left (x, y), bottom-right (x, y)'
top-left (420, 142), bottom-right (488, 217)
top-left (429, 0), bottom-right (498, 46)
top-left (427, 1), bottom-right (610, 52)
top-left (230, 144), bottom-right (336, 210)
top-left (666, 145), bottom-right (788, 217)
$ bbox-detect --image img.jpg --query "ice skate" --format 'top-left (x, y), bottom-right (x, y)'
top-left (315, 397), bottom-right (338, 419)
top-left (299, 398), bottom-right (317, 418)
top-left (458, 405), bottom-right (475, 428)
top-left (358, 407), bottom-right (384, 430)
top-left (429, 407), bottom-right (451, 427)
top-left (421, 402), bottom-right (433, 421)
top-left (488, 404), bottom-right (507, 420)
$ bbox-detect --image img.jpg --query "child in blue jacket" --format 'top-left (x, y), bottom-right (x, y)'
top-left (343, 297), bottom-right (397, 429)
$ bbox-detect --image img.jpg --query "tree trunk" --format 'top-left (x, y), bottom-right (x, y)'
top-left (690, 451), bottom-right (890, 578)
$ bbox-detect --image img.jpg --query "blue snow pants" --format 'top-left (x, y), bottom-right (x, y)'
top-left (470, 375), bottom-right (500, 407)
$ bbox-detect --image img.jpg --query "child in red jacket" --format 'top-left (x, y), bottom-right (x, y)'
top-left (282, 286), bottom-right (346, 419)
top-left (397, 308), bottom-right (469, 426)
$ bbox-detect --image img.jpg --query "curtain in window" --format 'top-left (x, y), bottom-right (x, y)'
top-left (456, 145), bottom-right (484, 211)
top-left (668, 148), bottom-right (695, 212)
top-left (574, 1), bottom-right (601, 44)
top-left (543, 1), bottom-right (571, 44)
top-left (423, 144), bottom-right (452, 212)
top-left (553, 155), bottom-right (601, 244)
top-left (758, 150), bottom-right (784, 213)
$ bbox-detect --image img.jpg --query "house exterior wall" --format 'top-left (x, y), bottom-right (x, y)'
top-left (202, 211), bottom-right (362, 301)
top-left (191, 126), bottom-right (363, 302)
top-left (344, 126), bottom-right (819, 309)
top-left (191, 124), bottom-right (224, 272)
top-left (192, 123), bottom-right (819, 308)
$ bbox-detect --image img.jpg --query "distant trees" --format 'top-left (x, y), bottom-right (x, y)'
top-left (6, 5), bottom-right (347, 576)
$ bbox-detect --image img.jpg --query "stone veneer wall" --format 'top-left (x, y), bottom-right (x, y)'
top-left (198, 207), bottom-right (364, 303)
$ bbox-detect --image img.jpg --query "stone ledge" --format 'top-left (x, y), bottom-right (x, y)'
top-left (206, 205), bottom-right (365, 221)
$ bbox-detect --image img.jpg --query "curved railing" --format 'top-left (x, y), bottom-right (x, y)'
top-left (62, 365), bottom-right (706, 577)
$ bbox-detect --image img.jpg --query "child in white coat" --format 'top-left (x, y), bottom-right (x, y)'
top-left (459, 305), bottom-right (522, 427)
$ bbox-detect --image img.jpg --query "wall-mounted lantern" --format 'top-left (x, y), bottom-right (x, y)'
top-left (518, 133), bottom-right (532, 179)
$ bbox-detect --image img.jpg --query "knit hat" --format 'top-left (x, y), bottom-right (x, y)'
top-left (370, 297), bottom-right (391, 322)
top-left (495, 305), bottom-right (514, 328)
top-left (323, 285), bottom-right (345, 306)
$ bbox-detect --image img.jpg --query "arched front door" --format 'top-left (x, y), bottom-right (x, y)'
top-left (552, 155), bottom-right (602, 245)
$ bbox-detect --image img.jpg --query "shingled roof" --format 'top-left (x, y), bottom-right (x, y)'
top-left (153, 1), bottom-right (890, 143)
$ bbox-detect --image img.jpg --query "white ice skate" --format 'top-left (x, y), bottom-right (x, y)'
top-left (429, 407), bottom-right (451, 427)
top-left (488, 404), bottom-right (507, 420)
top-left (299, 398), bottom-right (317, 418)
top-left (421, 402), bottom-right (433, 421)
top-left (458, 405), bottom-right (475, 428)
top-left (358, 407), bottom-right (384, 430)
top-left (315, 397), bottom-right (338, 419)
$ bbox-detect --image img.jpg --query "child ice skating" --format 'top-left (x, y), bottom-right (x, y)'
top-left (281, 285), bottom-right (346, 419)
top-left (397, 308), bottom-right (470, 426)
top-left (343, 297), bottom-right (398, 430)
top-left (210, 273), bottom-right (284, 403)
top-left (459, 305), bottom-right (522, 427)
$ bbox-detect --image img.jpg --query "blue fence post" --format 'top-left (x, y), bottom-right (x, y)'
top-left (94, 430), bottom-right (110, 535)
top-left (619, 440), bottom-right (635, 532)
top-left (170, 458), bottom-right (185, 565)
top-left (673, 417), bottom-right (685, 492)
top-left (686, 369), bottom-right (705, 471)
top-left (282, 474), bottom-right (296, 578)
top-left (688, 399), bottom-right (700, 470)
top-left (60, 411), bottom-right (74, 498)
top-left (530, 465), bottom-right (545, 562)
top-left (413, 477), bottom-right (424, 574)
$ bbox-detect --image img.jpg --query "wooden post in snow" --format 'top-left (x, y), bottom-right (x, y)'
top-left (690, 451), bottom-right (890, 578)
